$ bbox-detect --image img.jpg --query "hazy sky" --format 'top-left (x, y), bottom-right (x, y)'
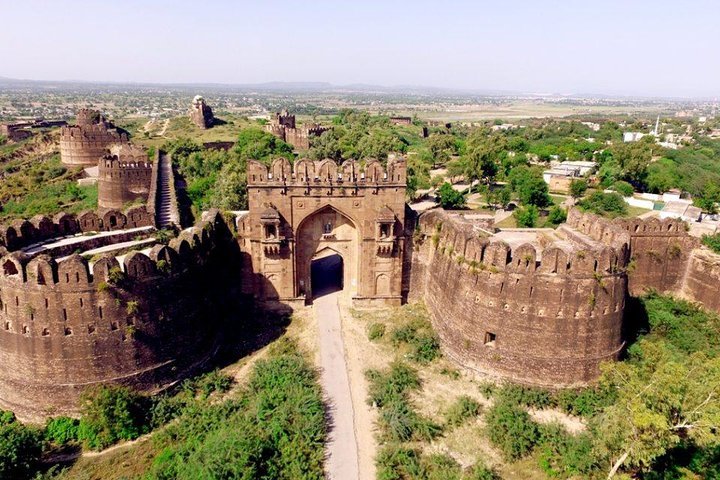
top-left (1, 0), bottom-right (718, 97)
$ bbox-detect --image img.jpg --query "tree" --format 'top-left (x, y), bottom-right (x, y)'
top-left (547, 206), bottom-right (567, 225)
top-left (695, 182), bottom-right (720, 214)
top-left (569, 179), bottom-right (588, 199)
top-left (0, 412), bottom-right (42, 479)
top-left (577, 192), bottom-right (628, 218)
top-left (234, 128), bottom-right (292, 161)
top-left (78, 385), bottom-right (149, 450)
top-left (515, 205), bottom-right (539, 227)
top-left (611, 180), bottom-right (634, 197)
top-left (436, 182), bottom-right (466, 210)
top-left (595, 341), bottom-right (720, 478)
top-left (426, 134), bottom-right (455, 167)
top-left (508, 166), bottom-right (551, 208)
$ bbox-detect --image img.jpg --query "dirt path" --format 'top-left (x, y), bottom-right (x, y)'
top-left (315, 292), bottom-right (360, 480)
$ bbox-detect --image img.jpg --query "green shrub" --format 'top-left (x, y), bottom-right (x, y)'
top-left (368, 322), bottom-right (386, 341)
top-left (467, 459), bottom-right (501, 480)
top-left (44, 416), bottom-right (80, 445)
top-left (478, 382), bottom-right (496, 399)
top-left (77, 385), bottom-right (150, 450)
top-left (390, 319), bottom-right (441, 363)
top-left (146, 341), bottom-right (326, 480)
top-left (485, 399), bottom-right (540, 460)
top-left (423, 453), bottom-right (463, 480)
top-left (444, 395), bottom-right (482, 427)
top-left (497, 384), bottom-right (555, 409)
top-left (537, 423), bottom-right (599, 478)
top-left (0, 410), bottom-right (43, 479)
top-left (612, 180), bottom-right (635, 197)
top-left (514, 205), bottom-right (539, 227)
top-left (376, 444), bottom-right (424, 480)
top-left (366, 362), bottom-right (420, 408)
top-left (547, 205), bottom-right (567, 225)
top-left (577, 191), bottom-right (627, 218)
top-left (555, 386), bottom-right (616, 418)
top-left (701, 233), bottom-right (720, 255)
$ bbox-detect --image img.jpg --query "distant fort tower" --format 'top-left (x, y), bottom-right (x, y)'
top-left (59, 109), bottom-right (128, 167)
top-left (189, 95), bottom-right (214, 129)
top-left (237, 157), bottom-right (408, 305)
top-left (98, 144), bottom-right (154, 210)
top-left (266, 110), bottom-right (330, 150)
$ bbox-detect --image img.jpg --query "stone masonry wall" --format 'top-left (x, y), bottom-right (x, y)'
top-left (0, 211), bottom-right (233, 421)
top-left (411, 209), bottom-right (629, 387)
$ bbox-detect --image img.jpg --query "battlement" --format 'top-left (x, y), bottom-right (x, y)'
top-left (411, 209), bottom-right (627, 387)
top-left (0, 210), bottom-right (234, 421)
top-left (98, 147), bottom-right (155, 210)
top-left (418, 209), bottom-right (630, 277)
top-left (0, 207), bottom-right (154, 253)
top-left (248, 157), bottom-right (407, 186)
top-left (59, 110), bottom-right (128, 167)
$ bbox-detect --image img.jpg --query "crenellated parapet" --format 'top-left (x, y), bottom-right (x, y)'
top-left (248, 157), bottom-right (406, 186)
top-left (59, 109), bottom-right (128, 167)
top-left (411, 209), bottom-right (628, 387)
top-left (0, 207), bottom-right (154, 253)
top-left (0, 210), bottom-right (236, 421)
top-left (98, 145), bottom-right (155, 210)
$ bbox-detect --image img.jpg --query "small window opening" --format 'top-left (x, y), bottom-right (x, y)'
top-left (99, 306), bottom-right (103, 319)
top-left (484, 332), bottom-right (497, 347)
top-left (110, 322), bottom-right (118, 331)
top-left (88, 324), bottom-right (96, 334)
top-left (265, 225), bottom-right (276, 239)
top-left (22, 325), bottom-right (28, 335)
top-left (380, 224), bottom-right (390, 238)
top-left (3, 322), bottom-right (9, 331)
top-left (41, 327), bottom-right (49, 336)
top-left (323, 222), bottom-right (333, 234)
top-left (64, 327), bottom-right (72, 336)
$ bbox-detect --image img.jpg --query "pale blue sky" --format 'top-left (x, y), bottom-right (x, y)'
top-left (0, 0), bottom-right (718, 97)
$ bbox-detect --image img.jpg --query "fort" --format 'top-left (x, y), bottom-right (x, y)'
top-left (265, 110), bottom-right (331, 150)
top-left (189, 95), bottom-right (214, 129)
top-left (4, 143), bottom-right (720, 421)
top-left (59, 109), bottom-right (128, 167)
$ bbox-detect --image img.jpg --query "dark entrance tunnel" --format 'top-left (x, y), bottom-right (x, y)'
top-left (311, 253), bottom-right (344, 298)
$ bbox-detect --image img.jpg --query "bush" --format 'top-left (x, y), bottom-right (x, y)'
top-left (569, 179), bottom-right (588, 199)
top-left (497, 384), bottom-right (555, 409)
top-left (485, 399), bottom-right (540, 460)
top-left (547, 205), bottom-right (567, 225)
top-left (146, 341), bottom-right (326, 479)
top-left (577, 191), bottom-right (628, 218)
top-left (45, 416), bottom-right (80, 445)
top-left (467, 459), bottom-right (501, 480)
top-left (0, 411), bottom-right (42, 479)
top-left (390, 319), bottom-right (441, 363)
top-left (437, 182), bottom-right (466, 209)
top-left (701, 233), bottom-right (720, 255)
top-left (537, 423), bottom-right (599, 478)
top-left (444, 395), bottom-right (482, 427)
top-left (514, 205), bottom-right (539, 227)
top-left (366, 362), bottom-right (420, 408)
top-left (376, 444), bottom-right (424, 480)
top-left (368, 322), bottom-right (386, 341)
top-left (612, 180), bottom-right (635, 197)
top-left (77, 385), bottom-right (150, 450)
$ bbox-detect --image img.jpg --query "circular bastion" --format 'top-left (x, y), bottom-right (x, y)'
top-left (0, 209), bottom-right (235, 422)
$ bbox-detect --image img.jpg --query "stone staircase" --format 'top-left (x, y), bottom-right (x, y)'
top-left (156, 152), bottom-right (179, 228)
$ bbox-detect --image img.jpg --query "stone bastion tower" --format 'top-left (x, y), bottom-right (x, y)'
top-left (59, 109), bottom-right (128, 167)
top-left (97, 144), bottom-right (154, 210)
top-left (237, 157), bottom-right (409, 306)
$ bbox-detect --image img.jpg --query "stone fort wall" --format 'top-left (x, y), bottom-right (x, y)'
top-left (98, 148), bottom-right (155, 210)
top-left (0, 211), bottom-right (233, 421)
top-left (0, 207), bottom-right (154, 254)
top-left (410, 209), bottom-right (630, 387)
top-left (59, 109), bottom-right (128, 167)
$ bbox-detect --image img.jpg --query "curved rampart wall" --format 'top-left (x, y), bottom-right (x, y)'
top-left (411, 210), bottom-right (629, 387)
top-left (59, 124), bottom-right (128, 167)
top-left (0, 208), bottom-right (154, 253)
top-left (98, 156), bottom-right (153, 210)
top-left (0, 210), bottom-right (233, 421)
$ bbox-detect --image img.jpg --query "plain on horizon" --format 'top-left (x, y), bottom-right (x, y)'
top-left (0, 0), bottom-right (718, 98)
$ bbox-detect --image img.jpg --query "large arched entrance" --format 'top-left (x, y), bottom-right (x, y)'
top-left (311, 250), bottom-right (344, 297)
top-left (295, 205), bottom-right (358, 301)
